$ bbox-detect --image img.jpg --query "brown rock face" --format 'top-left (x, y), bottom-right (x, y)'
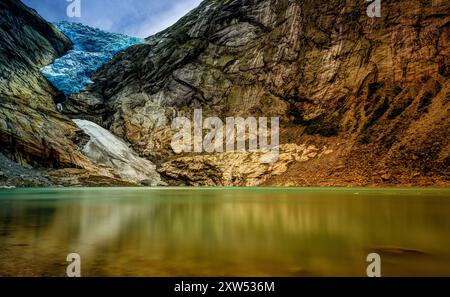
top-left (0, 0), bottom-right (93, 169)
top-left (70, 0), bottom-right (448, 186)
top-left (0, 0), bottom-right (70, 106)
top-left (0, 0), bottom-right (123, 186)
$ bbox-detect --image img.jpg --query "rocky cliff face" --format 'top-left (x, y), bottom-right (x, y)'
top-left (0, 0), bottom-right (157, 186)
top-left (0, 0), bottom-right (90, 167)
top-left (69, 0), bottom-right (449, 186)
top-left (1, 0), bottom-right (449, 187)
top-left (0, 0), bottom-right (92, 171)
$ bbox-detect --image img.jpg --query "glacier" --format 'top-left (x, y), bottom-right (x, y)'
top-left (42, 22), bottom-right (143, 95)
top-left (73, 119), bottom-right (164, 186)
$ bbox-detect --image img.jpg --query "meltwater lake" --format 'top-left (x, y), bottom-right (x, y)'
top-left (0, 187), bottom-right (449, 276)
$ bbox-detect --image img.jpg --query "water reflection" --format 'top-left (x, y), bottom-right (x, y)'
top-left (0, 188), bottom-right (449, 276)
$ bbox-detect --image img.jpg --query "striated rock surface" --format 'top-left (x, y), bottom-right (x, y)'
top-left (159, 144), bottom-right (331, 186)
top-left (1, 0), bottom-right (449, 187)
top-left (70, 0), bottom-right (449, 186)
top-left (0, 0), bottom-right (91, 170)
top-left (0, 0), bottom-right (140, 186)
top-left (0, 0), bottom-right (70, 106)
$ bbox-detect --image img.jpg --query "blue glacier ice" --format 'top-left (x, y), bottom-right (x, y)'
top-left (42, 22), bottom-right (144, 95)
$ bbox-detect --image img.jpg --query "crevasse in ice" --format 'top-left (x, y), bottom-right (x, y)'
top-left (42, 22), bottom-right (143, 95)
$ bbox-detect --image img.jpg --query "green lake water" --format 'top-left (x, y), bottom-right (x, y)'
top-left (0, 187), bottom-right (449, 276)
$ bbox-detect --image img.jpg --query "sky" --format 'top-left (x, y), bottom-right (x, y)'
top-left (22, 0), bottom-right (203, 38)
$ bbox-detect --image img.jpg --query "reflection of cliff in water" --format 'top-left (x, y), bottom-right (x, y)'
top-left (0, 188), bottom-right (449, 276)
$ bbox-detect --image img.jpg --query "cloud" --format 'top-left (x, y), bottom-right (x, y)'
top-left (126, 0), bottom-right (203, 37)
top-left (22, 0), bottom-right (203, 38)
